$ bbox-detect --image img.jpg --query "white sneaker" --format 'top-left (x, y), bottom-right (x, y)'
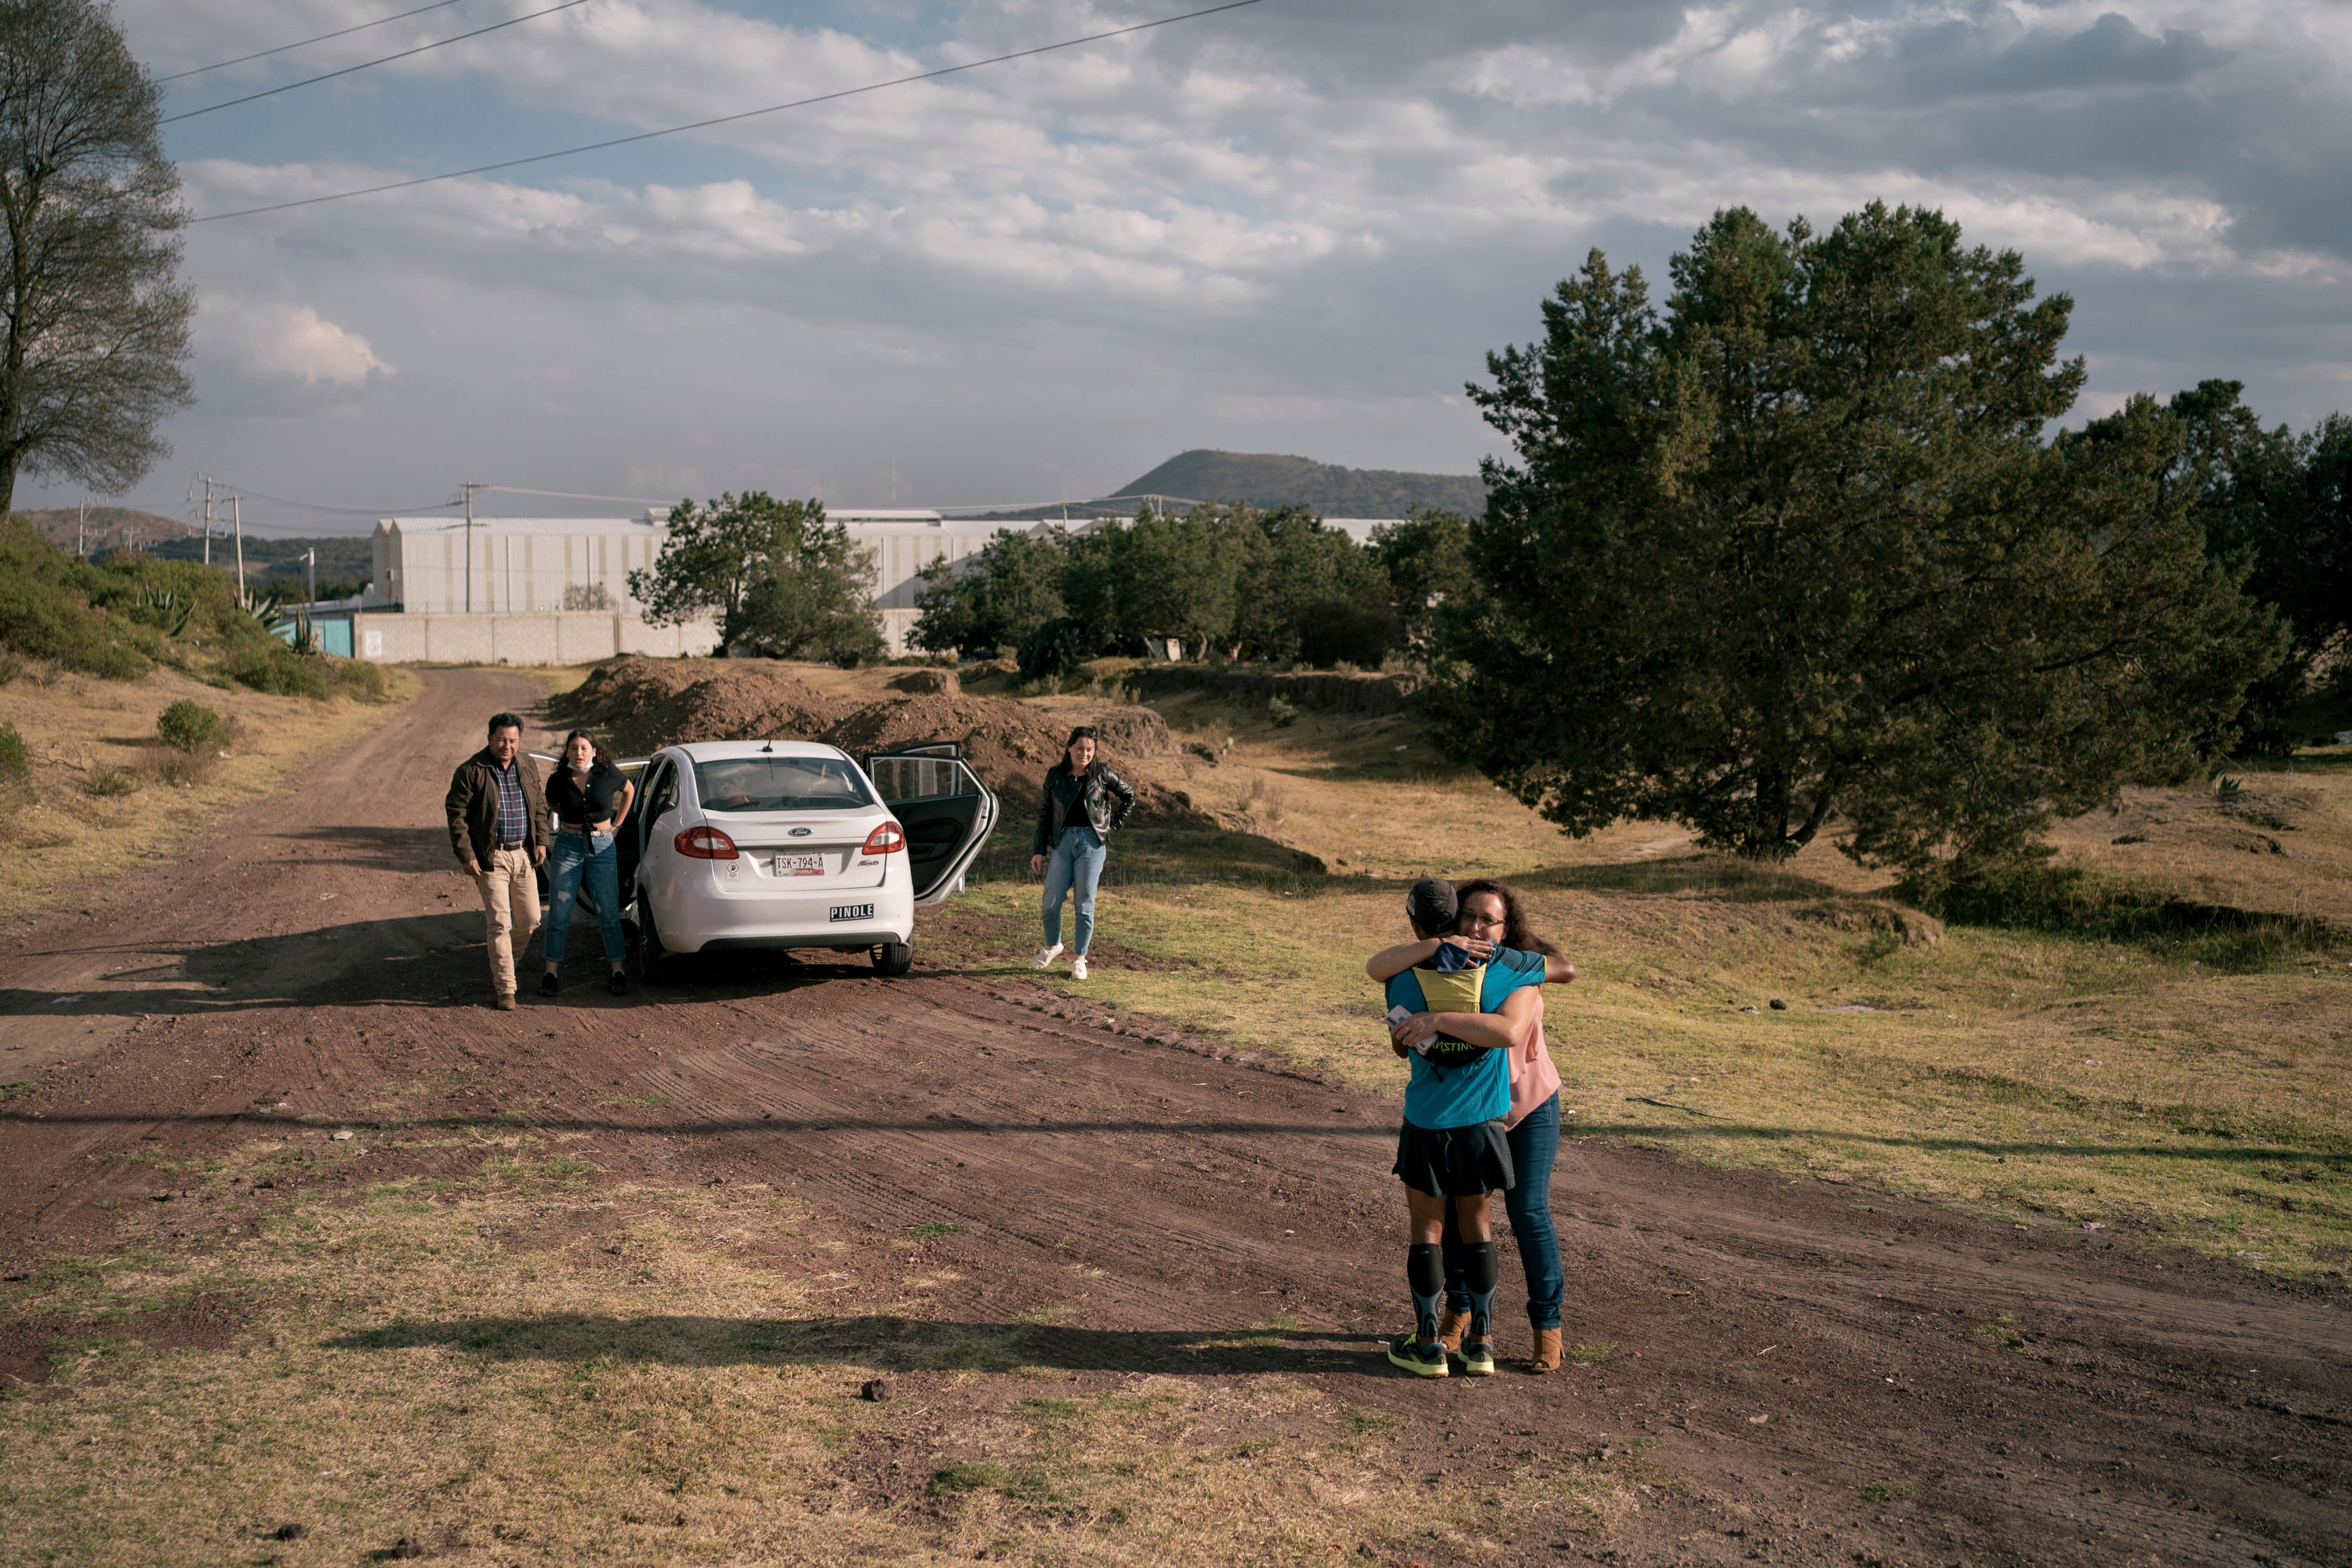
top-left (1031, 945), bottom-right (1063, 970)
top-left (1071, 956), bottom-right (1089, 981)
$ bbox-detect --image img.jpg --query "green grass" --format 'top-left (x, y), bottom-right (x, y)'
top-left (925, 818), bottom-right (2352, 1277)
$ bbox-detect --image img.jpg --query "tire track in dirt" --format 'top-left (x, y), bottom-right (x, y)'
top-left (0, 669), bottom-right (2346, 1566)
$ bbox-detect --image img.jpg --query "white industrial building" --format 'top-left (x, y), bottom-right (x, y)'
top-left (336, 509), bottom-right (1407, 663)
top-left (358, 510), bottom-right (1042, 660)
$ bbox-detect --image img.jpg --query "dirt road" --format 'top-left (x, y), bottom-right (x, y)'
top-left (2, 669), bottom-right (2346, 1566)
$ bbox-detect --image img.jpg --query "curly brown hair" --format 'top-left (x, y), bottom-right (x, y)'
top-left (1451, 877), bottom-right (1561, 958)
top-left (558, 729), bottom-right (613, 772)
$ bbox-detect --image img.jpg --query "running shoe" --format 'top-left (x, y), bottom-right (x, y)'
top-left (1385, 1333), bottom-right (1450, 1378)
top-left (1031, 944), bottom-right (1064, 970)
top-left (608, 970), bottom-right (631, 996)
top-left (538, 971), bottom-right (561, 997)
top-left (1457, 1338), bottom-right (1497, 1377)
top-left (1071, 956), bottom-right (1089, 981)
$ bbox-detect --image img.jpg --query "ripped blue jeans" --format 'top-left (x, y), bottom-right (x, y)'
top-left (545, 829), bottom-right (625, 963)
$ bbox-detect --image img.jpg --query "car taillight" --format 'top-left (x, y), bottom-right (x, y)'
top-left (674, 825), bottom-right (739, 859)
top-left (861, 820), bottom-right (906, 855)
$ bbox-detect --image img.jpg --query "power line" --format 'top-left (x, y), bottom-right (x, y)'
top-left (216, 481), bottom-right (464, 516)
top-left (162, 0), bottom-right (593, 125)
top-left (155, 0), bottom-right (471, 82)
top-left (192, 0), bottom-right (1271, 223)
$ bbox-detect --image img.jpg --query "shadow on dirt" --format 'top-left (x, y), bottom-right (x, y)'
top-left (267, 826), bottom-right (451, 873)
top-left (4, 1107), bottom-right (2340, 1166)
top-left (0, 915), bottom-right (906, 1019)
top-left (328, 1312), bottom-right (1385, 1377)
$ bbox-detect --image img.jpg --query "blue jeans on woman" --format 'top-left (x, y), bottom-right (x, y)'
top-left (546, 829), bottom-right (626, 964)
top-left (1040, 826), bottom-right (1107, 955)
top-left (1442, 1091), bottom-right (1563, 1329)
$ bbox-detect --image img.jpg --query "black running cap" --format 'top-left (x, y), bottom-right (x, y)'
top-left (1406, 877), bottom-right (1457, 936)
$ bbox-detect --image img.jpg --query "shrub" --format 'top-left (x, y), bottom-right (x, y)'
top-left (327, 657), bottom-right (386, 702)
top-left (85, 760), bottom-right (140, 797)
top-left (222, 641), bottom-right (329, 699)
top-left (1017, 616), bottom-right (1092, 683)
top-left (144, 746), bottom-right (218, 788)
top-left (1266, 695), bottom-right (1298, 728)
top-left (1297, 601), bottom-right (1401, 670)
top-left (0, 721), bottom-right (31, 804)
top-left (156, 699), bottom-right (229, 753)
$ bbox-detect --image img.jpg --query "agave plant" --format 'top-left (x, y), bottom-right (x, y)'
top-left (132, 585), bottom-right (193, 637)
top-left (240, 585), bottom-right (288, 630)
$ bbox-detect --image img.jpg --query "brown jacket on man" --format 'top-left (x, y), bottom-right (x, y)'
top-left (445, 746), bottom-right (548, 867)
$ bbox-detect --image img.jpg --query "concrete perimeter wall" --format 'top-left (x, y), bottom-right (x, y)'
top-left (351, 611), bottom-right (720, 665)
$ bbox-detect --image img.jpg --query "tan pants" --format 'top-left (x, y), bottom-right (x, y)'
top-left (474, 845), bottom-right (541, 998)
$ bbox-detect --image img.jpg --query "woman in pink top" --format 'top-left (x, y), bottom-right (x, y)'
top-left (1373, 879), bottom-right (1573, 1372)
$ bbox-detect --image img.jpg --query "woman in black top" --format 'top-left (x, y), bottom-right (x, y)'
top-left (1028, 726), bottom-right (1135, 982)
top-left (540, 729), bottom-right (636, 996)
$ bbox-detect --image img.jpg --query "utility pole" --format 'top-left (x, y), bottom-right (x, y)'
top-left (75, 497), bottom-right (85, 557)
top-left (233, 494), bottom-right (245, 601)
top-left (201, 477), bottom-right (213, 566)
top-left (462, 481), bottom-right (486, 614)
top-left (303, 547), bottom-right (316, 606)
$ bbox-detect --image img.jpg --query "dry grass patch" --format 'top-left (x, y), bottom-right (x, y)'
top-left (0, 662), bottom-right (418, 924)
top-left (0, 1151), bottom-right (1686, 1566)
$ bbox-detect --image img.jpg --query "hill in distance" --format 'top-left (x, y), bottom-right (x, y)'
top-left (972, 450), bottom-right (1486, 521)
top-left (1116, 449), bottom-right (1485, 517)
top-left (13, 506), bottom-right (199, 551)
top-left (12, 506), bottom-right (375, 593)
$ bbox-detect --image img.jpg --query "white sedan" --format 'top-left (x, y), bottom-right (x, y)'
top-left (614, 739), bottom-right (995, 982)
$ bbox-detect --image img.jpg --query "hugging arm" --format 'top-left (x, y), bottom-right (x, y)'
top-left (1363, 934), bottom-right (1494, 982)
top-left (1388, 985), bottom-right (1541, 1055)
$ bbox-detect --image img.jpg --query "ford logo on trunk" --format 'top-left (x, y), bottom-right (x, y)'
top-left (789, 826), bottom-right (813, 837)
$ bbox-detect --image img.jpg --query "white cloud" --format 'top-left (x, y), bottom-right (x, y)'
top-left (204, 297), bottom-right (388, 387)
top-left (85, 0), bottom-right (2352, 524)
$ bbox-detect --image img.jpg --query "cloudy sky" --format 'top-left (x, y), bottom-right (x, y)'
top-left (38, 0), bottom-right (2352, 534)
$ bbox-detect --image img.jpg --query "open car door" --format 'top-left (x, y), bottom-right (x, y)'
top-left (864, 742), bottom-right (996, 907)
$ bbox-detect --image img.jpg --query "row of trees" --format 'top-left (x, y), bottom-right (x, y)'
top-left (909, 503), bottom-right (1478, 673)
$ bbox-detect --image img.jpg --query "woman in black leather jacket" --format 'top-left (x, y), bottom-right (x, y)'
top-left (1029, 726), bottom-right (1136, 981)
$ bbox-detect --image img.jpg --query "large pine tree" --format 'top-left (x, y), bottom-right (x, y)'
top-left (1439, 203), bottom-right (2284, 889)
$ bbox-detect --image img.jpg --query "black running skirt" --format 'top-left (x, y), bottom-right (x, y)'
top-left (1392, 1118), bottom-right (1514, 1197)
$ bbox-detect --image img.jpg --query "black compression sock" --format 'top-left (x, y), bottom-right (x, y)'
top-left (1406, 1243), bottom-right (1445, 1343)
top-left (1464, 1240), bottom-right (1500, 1342)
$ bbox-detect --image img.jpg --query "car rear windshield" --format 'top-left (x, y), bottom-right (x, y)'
top-left (692, 757), bottom-right (873, 812)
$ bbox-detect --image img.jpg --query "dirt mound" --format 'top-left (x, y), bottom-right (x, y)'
top-left (827, 695), bottom-right (1200, 827)
top-left (557, 659), bottom-right (1208, 827)
top-left (884, 668), bottom-right (958, 695)
top-left (555, 658), bottom-right (850, 756)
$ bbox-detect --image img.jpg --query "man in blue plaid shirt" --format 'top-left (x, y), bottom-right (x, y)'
top-left (445, 712), bottom-right (549, 1008)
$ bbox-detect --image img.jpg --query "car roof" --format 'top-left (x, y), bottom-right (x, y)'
top-left (664, 739), bottom-right (851, 762)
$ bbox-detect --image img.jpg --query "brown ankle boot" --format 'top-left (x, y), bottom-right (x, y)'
top-left (1528, 1327), bottom-right (1563, 1374)
top-left (1436, 1310), bottom-right (1471, 1353)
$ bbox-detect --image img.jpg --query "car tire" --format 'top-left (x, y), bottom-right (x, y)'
top-left (871, 942), bottom-right (913, 977)
top-left (639, 904), bottom-right (683, 987)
